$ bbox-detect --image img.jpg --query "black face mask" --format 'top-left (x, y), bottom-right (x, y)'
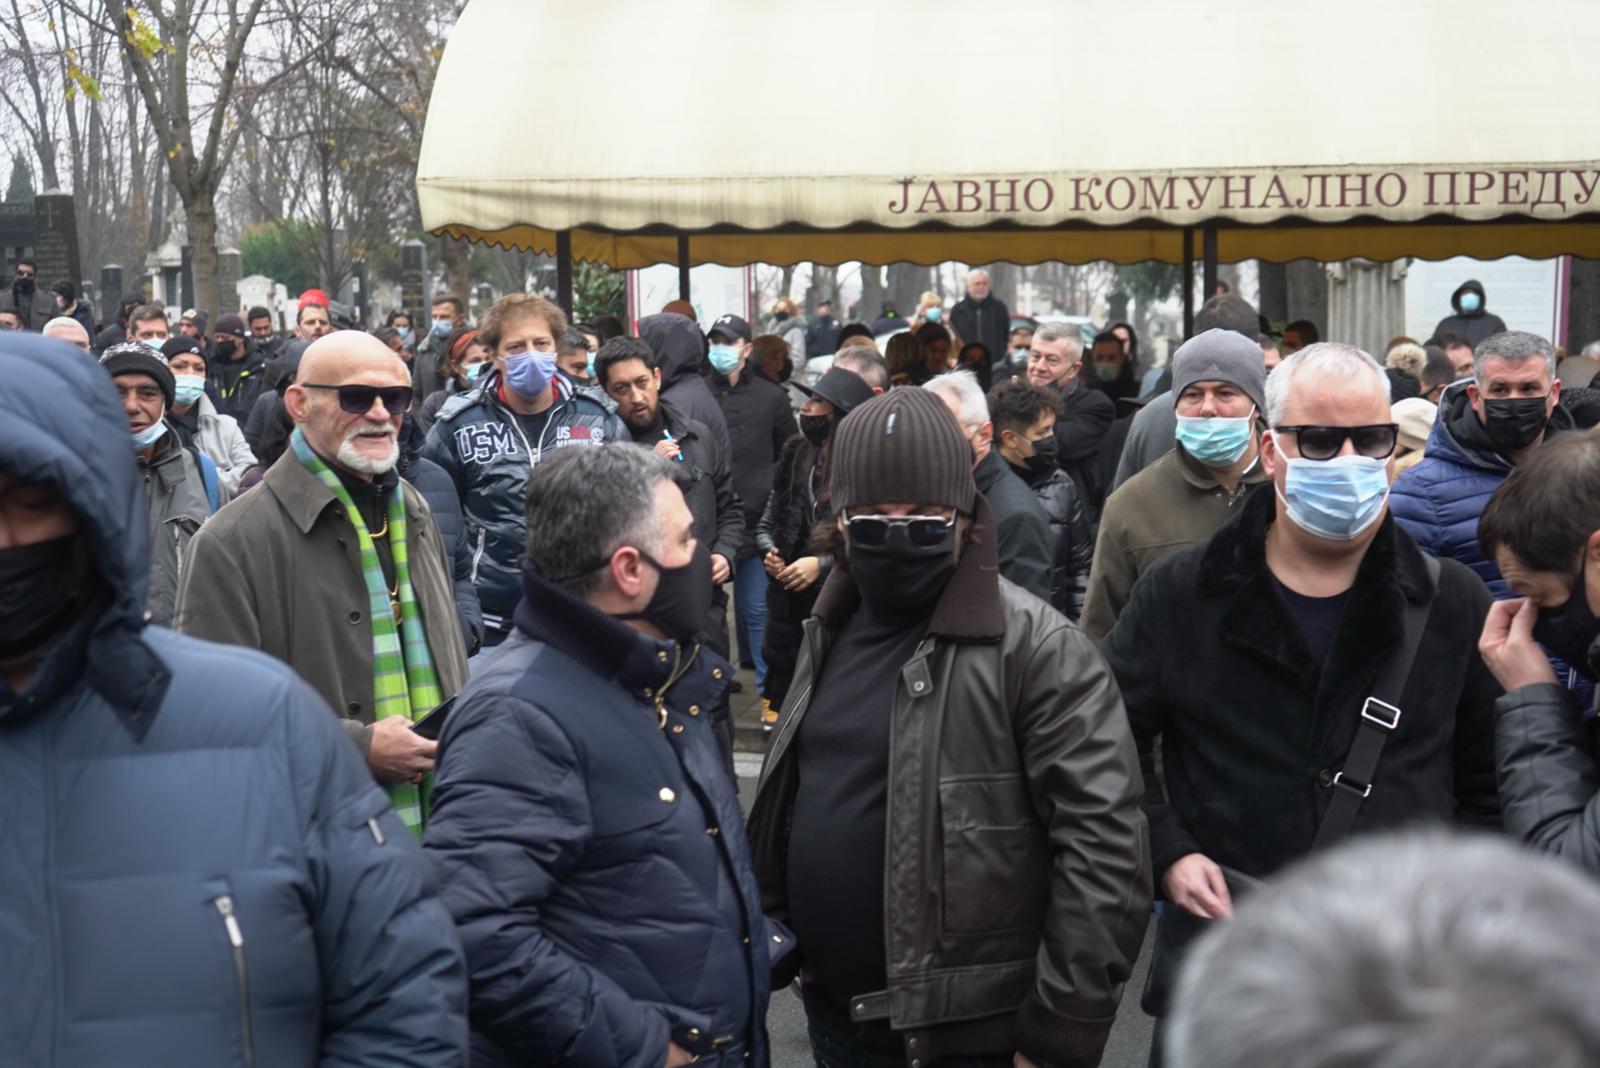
top-left (616, 543), bottom-right (713, 644)
top-left (1021, 434), bottom-right (1058, 478)
top-left (214, 339), bottom-right (239, 361)
top-left (800, 413), bottom-right (832, 448)
top-left (1482, 396), bottom-right (1550, 453)
top-left (847, 523), bottom-right (958, 618)
top-left (13, 276), bottom-right (34, 294)
top-left (1534, 564), bottom-right (1600, 679)
top-left (0, 536), bottom-right (92, 660)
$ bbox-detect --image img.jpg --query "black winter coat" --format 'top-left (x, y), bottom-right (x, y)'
top-left (206, 346), bottom-right (269, 422)
top-left (398, 431), bottom-right (485, 654)
top-left (973, 448), bottom-right (1053, 604)
top-left (423, 567), bottom-right (788, 1068)
top-left (1102, 489), bottom-right (1502, 884)
top-left (1050, 381), bottom-right (1115, 519)
top-left (639, 313), bottom-right (733, 457)
top-left (1020, 461), bottom-right (1093, 620)
top-left (950, 293), bottom-right (1011, 360)
top-left (711, 370), bottom-right (795, 557)
top-left (1432, 279), bottom-right (1509, 347)
top-left (755, 434), bottom-right (831, 704)
top-left (640, 402), bottom-right (746, 654)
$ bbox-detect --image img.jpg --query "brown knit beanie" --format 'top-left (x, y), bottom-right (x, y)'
top-left (830, 388), bottom-right (977, 513)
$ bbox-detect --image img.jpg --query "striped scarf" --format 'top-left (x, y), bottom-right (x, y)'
top-left (291, 427), bottom-right (442, 835)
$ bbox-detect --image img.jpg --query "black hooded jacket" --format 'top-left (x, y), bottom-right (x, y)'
top-left (1432, 279), bottom-right (1508, 347)
top-left (638, 313), bottom-right (732, 457)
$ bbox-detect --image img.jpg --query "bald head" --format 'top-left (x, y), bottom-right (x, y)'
top-left (287, 331), bottom-right (411, 479)
top-left (42, 316), bottom-right (90, 351)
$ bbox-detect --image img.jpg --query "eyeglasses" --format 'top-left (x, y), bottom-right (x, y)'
top-left (1273, 423), bottom-right (1399, 461)
top-left (300, 383), bottom-right (413, 415)
top-left (15, 269), bottom-right (34, 279)
top-left (843, 511), bottom-right (956, 548)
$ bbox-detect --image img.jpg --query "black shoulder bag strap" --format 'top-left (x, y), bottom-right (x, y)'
top-left (1313, 553), bottom-right (1442, 851)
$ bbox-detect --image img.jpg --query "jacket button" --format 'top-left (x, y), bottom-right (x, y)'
top-left (855, 1002), bottom-right (866, 1013)
top-left (1319, 769), bottom-right (1335, 787)
top-left (772, 934), bottom-right (782, 943)
top-left (712, 667), bottom-right (724, 679)
top-left (742, 936), bottom-right (750, 945)
top-left (346, 701), bottom-right (360, 714)
top-left (912, 1060), bottom-right (922, 1068)
top-left (659, 788), bottom-right (676, 803)
top-left (672, 724), bottom-right (685, 735)
top-left (686, 1028), bottom-right (700, 1041)
top-left (349, 610), bottom-right (363, 624)
top-left (689, 705), bottom-right (700, 716)
top-left (657, 650), bottom-right (669, 662)
top-left (707, 826), bottom-right (719, 836)
top-left (643, 687), bottom-right (654, 698)
top-left (913, 681), bottom-right (926, 693)
top-left (908, 1039), bottom-right (919, 1051)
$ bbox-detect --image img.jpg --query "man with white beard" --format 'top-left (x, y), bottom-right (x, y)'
top-left (178, 332), bottom-right (470, 822)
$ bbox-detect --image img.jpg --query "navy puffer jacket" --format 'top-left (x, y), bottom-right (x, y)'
top-left (422, 371), bottom-right (627, 633)
top-left (1392, 380), bottom-right (1590, 699)
top-left (423, 565), bottom-right (788, 1068)
top-left (400, 419), bottom-right (484, 651)
top-left (0, 333), bottom-right (469, 1067)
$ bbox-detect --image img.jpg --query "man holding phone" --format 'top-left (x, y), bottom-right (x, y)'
top-left (178, 331), bottom-right (471, 832)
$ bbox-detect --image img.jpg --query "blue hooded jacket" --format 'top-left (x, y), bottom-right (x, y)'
top-left (0, 333), bottom-right (468, 1067)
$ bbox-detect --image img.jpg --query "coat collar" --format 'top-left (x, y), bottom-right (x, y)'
top-left (1174, 437), bottom-right (1269, 491)
top-left (1197, 487), bottom-right (1438, 729)
top-left (261, 448), bottom-right (424, 535)
top-left (514, 563), bottom-right (729, 704)
top-left (813, 494), bottom-right (1005, 643)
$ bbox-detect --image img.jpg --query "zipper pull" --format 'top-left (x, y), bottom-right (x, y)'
top-left (215, 894), bottom-right (244, 947)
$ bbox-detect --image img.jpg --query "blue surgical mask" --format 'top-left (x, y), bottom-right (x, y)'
top-left (1175, 409), bottom-right (1255, 467)
top-left (1458, 291), bottom-right (1482, 314)
top-left (1274, 437), bottom-right (1391, 542)
top-left (1010, 347), bottom-right (1030, 366)
top-left (140, 338), bottom-right (166, 354)
top-left (430, 319), bottom-right (452, 338)
top-left (925, 307), bottom-right (942, 322)
top-left (172, 373), bottom-right (207, 407)
top-left (585, 352), bottom-right (597, 380)
top-left (708, 344), bottom-right (741, 375)
top-left (132, 419), bottom-right (168, 451)
top-left (463, 361), bottom-right (486, 384)
top-left (504, 351), bottom-right (556, 398)
top-left (397, 328), bottom-right (416, 347)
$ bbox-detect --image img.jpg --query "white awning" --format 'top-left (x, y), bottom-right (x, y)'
top-left (419, 0), bottom-right (1600, 266)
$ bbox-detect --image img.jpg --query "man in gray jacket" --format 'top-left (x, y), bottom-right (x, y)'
top-left (99, 342), bottom-right (218, 626)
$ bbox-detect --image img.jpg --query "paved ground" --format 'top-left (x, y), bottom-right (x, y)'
top-left (728, 666), bottom-right (1156, 1068)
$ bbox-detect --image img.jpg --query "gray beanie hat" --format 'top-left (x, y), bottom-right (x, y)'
top-left (831, 388), bottom-right (977, 514)
top-left (1170, 328), bottom-right (1267, 414)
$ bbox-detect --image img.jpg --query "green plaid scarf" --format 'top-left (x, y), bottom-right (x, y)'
top-left (291, 427), bottom-right (443, 835)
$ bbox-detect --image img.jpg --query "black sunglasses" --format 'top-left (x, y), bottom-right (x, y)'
top-left (15, 269), bottom-right (34, 278)
top-left (843, 511), bottom-right (955, 548)
top-left (1274, 423), bottom-right (1399, 461)
top-left (301, 383), bottom-right (413, 415)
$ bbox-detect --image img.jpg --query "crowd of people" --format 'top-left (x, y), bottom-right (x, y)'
top-left (5, 254), bottom-right (1600, 1068)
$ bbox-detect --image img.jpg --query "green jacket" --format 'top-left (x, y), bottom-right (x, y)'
top-left (175, 451), bottom-right (470, 753)
top-left (1080, 443), bottom-right (1268, 642)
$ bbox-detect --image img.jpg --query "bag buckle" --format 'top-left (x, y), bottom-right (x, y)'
top-left (1330, 771), bottom-right (1372, 799)
top-left (1361, 697), bottom-right (1402, 731)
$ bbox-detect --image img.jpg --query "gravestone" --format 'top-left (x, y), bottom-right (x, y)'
top-left (31, 194), bottom-right (79, 291)
top-left (99, 264), bottom-right (123, 326)
top-left (0, 203), bottom-right (34, 270)
top-left (217, 248), bottom-right (243, 312)
top-left (400, 239), bottom-right (429, 322)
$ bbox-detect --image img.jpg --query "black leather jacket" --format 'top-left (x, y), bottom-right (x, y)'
top-left (748, 500), bottom-right (1150, 1068)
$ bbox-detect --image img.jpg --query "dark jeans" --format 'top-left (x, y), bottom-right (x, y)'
top-left (801, 989), bottom-right (1011, 1068)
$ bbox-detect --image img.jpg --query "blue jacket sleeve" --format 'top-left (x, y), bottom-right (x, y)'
top-left (422, 693), bottom-right (672, 1068)
top-left (1387, 467), bottom-right (1443, 558)
top-left (289, 676), bottom-right (469, 1067)
top-left (422, 420), bottom-right (467, 502)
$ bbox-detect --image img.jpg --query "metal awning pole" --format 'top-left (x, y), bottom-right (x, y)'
top-left (556, 230), bottom-right (574, 319)
top-left (677, 234), bottom-right (691, 300)
top-left (1182, 227), bottom-right (1196, 338)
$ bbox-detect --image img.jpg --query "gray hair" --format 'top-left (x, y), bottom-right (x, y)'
top-left (1264, 342), bottom-right (1388, 426)
top-left (923, 369), bottom-right (989, 430)
top-left (1581, 340), bottom-right (1600, 361)
top-left (1032, 321), bottom-right (1084, 363)
top-left (42, 316), bottom-right (90, 347)
top-left (1474, 329), bottom-right (1556, 382)
top-left (523, 444), bottom-right (682, 597)
top-left (966, 269), bottom-right (990, 284)
top-left (1167, 832), bottom-right (1600, 1068)
top-left (833, 347), bottom-right (890, 391)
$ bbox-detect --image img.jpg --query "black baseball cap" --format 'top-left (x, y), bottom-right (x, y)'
top-left (795, 365), bottom-right (877, 414)
top-left (707, 314), bottom-right (752, 344)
